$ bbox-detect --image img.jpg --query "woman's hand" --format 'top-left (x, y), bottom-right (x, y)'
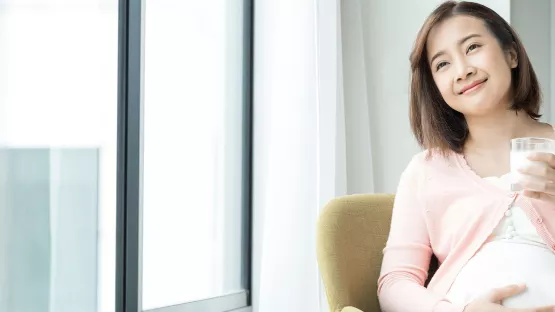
top-left (463, 284), bottom-right (555, 312)
top-left (518, 152), bottom-right (555, 200)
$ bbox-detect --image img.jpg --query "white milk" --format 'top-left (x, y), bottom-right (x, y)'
top-left (510, 150), bottom-right (551, 191)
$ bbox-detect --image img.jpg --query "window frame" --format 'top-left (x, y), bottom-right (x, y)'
top-left (115, 0), bottom-right (254, 311)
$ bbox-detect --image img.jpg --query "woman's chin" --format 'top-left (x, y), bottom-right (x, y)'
top-left (461, 104), bottom-right (506, 117)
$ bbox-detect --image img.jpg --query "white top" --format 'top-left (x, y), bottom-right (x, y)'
top-left (445, 174), bottom-right (555, 308)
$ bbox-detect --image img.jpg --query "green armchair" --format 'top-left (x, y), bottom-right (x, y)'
top-left (316, 194), bottom-right (437, 312)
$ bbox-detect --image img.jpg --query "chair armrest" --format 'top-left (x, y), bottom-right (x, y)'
top-left (317, 194), bottom-right (394, 312)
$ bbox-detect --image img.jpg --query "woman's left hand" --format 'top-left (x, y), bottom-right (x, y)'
top-left (518, 152), bottom-right (555, 200)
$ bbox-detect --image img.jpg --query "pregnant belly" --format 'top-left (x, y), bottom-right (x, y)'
top-left (446, 240), bottom-right (555, 308)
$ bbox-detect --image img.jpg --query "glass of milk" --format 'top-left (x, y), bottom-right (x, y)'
top-left (510, 137), bottom-right (555, 191)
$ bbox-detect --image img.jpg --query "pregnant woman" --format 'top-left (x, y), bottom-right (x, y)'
top-left (378, 1), bottom-right (555, 311)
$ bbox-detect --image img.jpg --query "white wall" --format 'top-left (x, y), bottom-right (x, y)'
top-left (358, 0), bottom-right (437, 193)
top-left (340, 0), bottom-right (375, 194)
top-left (510, 0), bottom-right (552, 121)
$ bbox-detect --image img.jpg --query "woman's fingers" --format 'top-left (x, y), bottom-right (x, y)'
top-left (518, 161), bottom-right (555, 182)
top-left (527, 152), bottom-right (555, 169)
top-left (516, 305), bottom-right (555, 312)
top-left (486, 284), bottom-right (527, 302)
top-left (518, 177), bottom-right (555, 196)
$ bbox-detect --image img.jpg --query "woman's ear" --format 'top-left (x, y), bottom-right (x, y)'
top-left (507, 42), bottom-right (518, 69)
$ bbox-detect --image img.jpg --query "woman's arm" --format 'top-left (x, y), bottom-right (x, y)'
top-left (377, 155), bottom-right (465, 312)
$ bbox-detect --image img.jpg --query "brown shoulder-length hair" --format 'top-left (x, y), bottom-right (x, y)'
top-left (409, 0), bottom-right (541, 156)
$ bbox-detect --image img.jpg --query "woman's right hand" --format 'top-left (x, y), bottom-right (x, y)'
top-left (463, 284), bottom-right (555, 312)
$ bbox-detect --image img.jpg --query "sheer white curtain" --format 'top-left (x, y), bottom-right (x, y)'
top-left (252, 1), bottom-right (516, 311)
top-left (252, 0), bottom-right (374, 311)
top-left (251, 0), bottom-right (321, 310)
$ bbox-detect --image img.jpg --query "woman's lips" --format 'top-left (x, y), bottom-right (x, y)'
top-left (460, 79), bottom-right (487, 94)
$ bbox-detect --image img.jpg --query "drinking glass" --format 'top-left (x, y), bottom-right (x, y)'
top-left (510, 137), bottom-right (555, 191)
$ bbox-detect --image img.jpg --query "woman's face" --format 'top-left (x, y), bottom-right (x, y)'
top-left (426, 15), bottom-right (517, 117)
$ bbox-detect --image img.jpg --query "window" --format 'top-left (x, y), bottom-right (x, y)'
top-left (0, 1), bottom-right (253, 311)
top-left (0, 1), bottom-right (118, 312)
top-left (141, 0), bottom-right (252, 310)
top-left (117, 0), bottom-right (253, 312)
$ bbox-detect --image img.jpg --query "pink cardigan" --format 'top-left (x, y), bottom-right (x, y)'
top-left (377, 150), bottom-right (555, 312)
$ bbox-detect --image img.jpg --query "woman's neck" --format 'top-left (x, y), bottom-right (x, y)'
top-left (465, 110), bottom-right (539, 151)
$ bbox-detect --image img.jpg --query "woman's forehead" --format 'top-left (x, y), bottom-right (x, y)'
top-left (427, 16), bottom-right (489, 54)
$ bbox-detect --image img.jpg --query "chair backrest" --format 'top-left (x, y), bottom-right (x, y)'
top-left (316, 194), bottom-right (438, 312)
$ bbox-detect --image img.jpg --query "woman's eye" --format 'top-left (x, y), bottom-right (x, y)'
top-left (436, 61), bottom-right (448, 71)
top-left (467, 43), bottom-right (480, 53)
